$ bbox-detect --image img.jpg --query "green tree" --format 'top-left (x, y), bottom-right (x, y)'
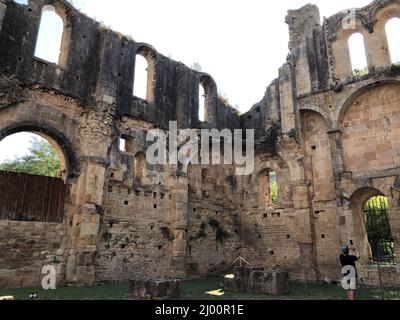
top-left (0, 137), bottom-right (61, 177)
top-left (270, 181), bottom-right (278, 205)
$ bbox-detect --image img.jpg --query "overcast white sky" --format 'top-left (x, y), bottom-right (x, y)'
top-left (0, 0), bottom-right (392, 162)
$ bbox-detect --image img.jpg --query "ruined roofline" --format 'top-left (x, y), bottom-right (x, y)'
top-left (46, 0), bottom-right (223, 109)
top-left (323, 0), bottom-right (398, 40)
top-left (27, 0), bottom-right (266, 114)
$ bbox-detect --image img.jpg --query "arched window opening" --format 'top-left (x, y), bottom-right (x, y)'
top-left (385, 18), bottom-right (400, 64)
top-left (133, 54), bottom-right (149, 100)
top-left (34, 6), bottom-right (64, 65)
top-left (259, 170), bottom-right (279, 207)
top-left (0, 132), bottom-right (65, 179)
top-left (119, 136), bottom-right (127, 152)
top-left (199, 84), bottom-right (205, 122)
top-left (348, 33), bottom-right (369, 76)
top-left (364, 196), bottom-right (395, 265)
top-left (0, 132), bottom-right (67, 223)
top-left (134, 152), bottom-right (146, 184)
top-left (269, 171), bottom-right (278, 205)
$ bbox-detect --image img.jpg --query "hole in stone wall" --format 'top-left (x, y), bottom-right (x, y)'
top-left (311, 146), bottom-right (317, 150)
top-left (108, 186), bottom-right (113, 192)
top-left (154, 204), bottom-right (157, 209)
top-left (153, 192), bottom-right (157, 198)
top-left (287, 235), bottom-right (291, 239)
top-left (321, 234), bottom-right (325, 239)
top-left (124, 201), bottom-right (129, 205)
top-left (269, 250), bottom-right (275, 255)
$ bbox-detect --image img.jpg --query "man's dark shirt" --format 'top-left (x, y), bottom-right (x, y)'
top-left (340, 254), bottom-right (359, 276)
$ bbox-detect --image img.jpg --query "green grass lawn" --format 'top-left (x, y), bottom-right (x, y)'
top-left (1, 278), bottom-right (400, 300)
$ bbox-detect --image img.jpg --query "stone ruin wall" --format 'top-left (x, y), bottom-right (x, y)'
top-left (1, 0), bottom-right (400, 288)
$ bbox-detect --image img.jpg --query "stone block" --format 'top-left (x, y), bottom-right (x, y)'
top-left (129, 279), bottom-right (181, 300)
top-left (224, 267), bottom-right (289, 295)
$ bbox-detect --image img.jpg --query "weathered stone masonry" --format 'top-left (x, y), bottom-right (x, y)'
top-left (1, 0), bottom-right (400, 288)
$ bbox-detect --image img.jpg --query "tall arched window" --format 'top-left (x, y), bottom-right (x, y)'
top-left (348, 33), bottom-right (368, 76)
top-left (386, 18), bottom-right (400, 64)
top-left (34, 6), bottom-right (64, 64)
top-left (134, 152), bottom-right (146, 184)
top-left (199, 84), bottom-right (205, 122)
top-left (133, 54), bottom-right (149, 100)
top-left (258, 169), bottom-right (279, 207)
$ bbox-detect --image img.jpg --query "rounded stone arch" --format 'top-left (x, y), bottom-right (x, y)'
top-left (348, 186), bottom-right (387, 262)
top-left (299, 107), bottom-right (331, 128)
top-left (373, 2), bottom-right (400, 25)
top-left (338, 81), bottom-right (400, 173)
top-left (35, 1), bottom-right (74, 67)
top-left (0, 122), bottom-right (79, 180)
top-left (198, 73), bottom-right (218, 123)
top-left (337, 80), bottom-right (400, 125)
top-left (45, 0), bottom-right (74, 26)
top-left (255, 155), bottom-right (291, 206)
top-left (134, 44), bottom-right (158, 103)
top-left (328, 13), bottom-right (370, 80)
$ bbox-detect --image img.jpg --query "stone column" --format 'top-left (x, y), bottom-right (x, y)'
top-left (65, 29), bottom-right (119, 284)
top-left (66, 160), bottom-right (107, 284)
top-left (279, 136), bottom-right (319, 280)
top-left (327, 128), bottom-right (349, 246)
top-left (169, 173), bottom-right (189, 278)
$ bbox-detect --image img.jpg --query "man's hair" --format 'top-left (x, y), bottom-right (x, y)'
top-left (341, 245), bottom-right (350, 255)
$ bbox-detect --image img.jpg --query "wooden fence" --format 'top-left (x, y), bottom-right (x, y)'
top-left (0, 171), bottom-right (66, 223)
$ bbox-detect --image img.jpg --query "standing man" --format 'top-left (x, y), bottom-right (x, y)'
top-left (340, 244), bottom-right (360, 300)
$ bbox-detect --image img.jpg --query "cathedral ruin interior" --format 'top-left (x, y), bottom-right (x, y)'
top-left (1, 0), bottom-right (400, 289)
